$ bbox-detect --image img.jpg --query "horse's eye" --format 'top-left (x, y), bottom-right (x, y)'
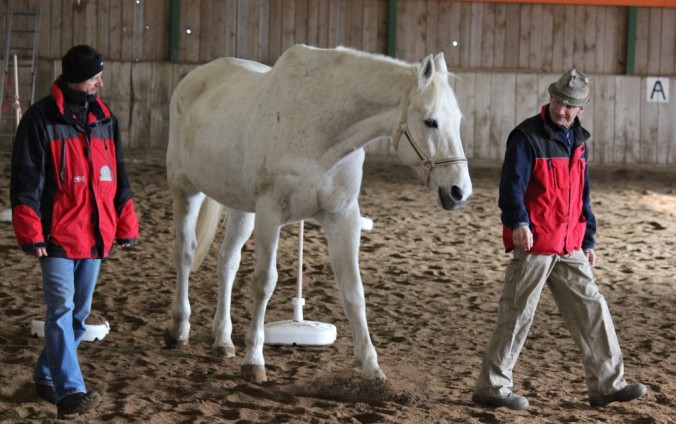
top-left (424, 118), bottom-right (438, 129)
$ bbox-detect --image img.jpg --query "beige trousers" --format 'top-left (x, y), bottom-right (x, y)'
top-left (474, 249), bottom-right (626, 398)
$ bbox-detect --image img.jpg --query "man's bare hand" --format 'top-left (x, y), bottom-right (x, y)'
top-left (584, 249), bottom-right (597, 267)
top-left (513, 225), bottom-right (533, 251)
top-left (27, 247), bottom-right (48, 258)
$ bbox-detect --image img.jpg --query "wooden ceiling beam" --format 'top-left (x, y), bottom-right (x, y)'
top-left (451, 0), bottom-right (676, 8)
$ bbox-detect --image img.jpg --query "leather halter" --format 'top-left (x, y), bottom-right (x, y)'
top-left (392, 83), bottom-right (468, 192)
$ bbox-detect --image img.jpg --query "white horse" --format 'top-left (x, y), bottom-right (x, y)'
top-left (164, 44), bottom-right (472, 383)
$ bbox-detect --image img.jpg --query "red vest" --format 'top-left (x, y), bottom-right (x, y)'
top-left (502, 110), bottom-right (589, 255)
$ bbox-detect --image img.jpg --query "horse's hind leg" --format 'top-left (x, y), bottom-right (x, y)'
top-left (165, 189), bottom-right (206, 348)
top-left (321, 207), bottom-right (385, 380)
top-left (212, 209), bottom-right (255, 357)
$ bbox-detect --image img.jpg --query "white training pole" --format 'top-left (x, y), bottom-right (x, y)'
top-left (13, 54), bottom-right (22, 128)
top-left (264, 220), bottom-right (337, 346)
top-left (292, 220), bottom-right (305, 322)
top-left (264, 217), bottom-right (374, 346)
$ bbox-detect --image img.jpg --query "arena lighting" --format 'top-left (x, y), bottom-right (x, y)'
top-left (264, 216), bottom-right (374, 346)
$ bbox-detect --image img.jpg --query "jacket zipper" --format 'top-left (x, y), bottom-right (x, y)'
top-left (59, 139), bottom-right (66, 182)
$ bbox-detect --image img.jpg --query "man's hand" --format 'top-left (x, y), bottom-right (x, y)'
top-left (584, 249), bottom-right (597, 267)
top-left (513, 225), bottom-right (533, 251)
top-left (27, 247), bottom-right (48, 258)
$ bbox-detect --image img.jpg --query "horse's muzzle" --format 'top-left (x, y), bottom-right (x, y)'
top-left (438, 186), bottom-right (470, 210)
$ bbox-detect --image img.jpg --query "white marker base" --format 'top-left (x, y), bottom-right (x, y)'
top-left (31, 319), bottom-right (110, 342)
top-left (264, 320), bottom-right (337, 346)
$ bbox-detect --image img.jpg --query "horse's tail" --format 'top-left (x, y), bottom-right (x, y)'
top-left (191, 197), bottom-right (225, 272)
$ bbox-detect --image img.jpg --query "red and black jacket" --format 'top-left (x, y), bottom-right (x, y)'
top-left (10, 81), bottom-right (138, 259)
top-left (499, 104), bottom-right (596, 255)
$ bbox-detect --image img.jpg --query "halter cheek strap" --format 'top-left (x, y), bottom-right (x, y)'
top-left (392, 83), bottom-right (468, 192)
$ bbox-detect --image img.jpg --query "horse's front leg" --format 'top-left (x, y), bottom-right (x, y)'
top-left (165, 191), bottom-right (206, 348)
top-left (240, 208), bottom-right (282, 383)
top-left (321, 206), bottom-right (385, 380)
top-left (212, 209), bottom-right (255, 357)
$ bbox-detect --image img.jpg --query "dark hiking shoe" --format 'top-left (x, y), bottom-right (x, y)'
top-left (589, 383), bottom-right (646, 407)
top-left (57, 390), bottom-right (101, 420)
top-left (472, 392), bottom-right (529, 410)
top-left (35, 383), bottom-right (56, 404)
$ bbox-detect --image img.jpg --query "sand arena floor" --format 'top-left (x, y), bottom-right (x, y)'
top-left (0, 148), bottom-right (674, 423)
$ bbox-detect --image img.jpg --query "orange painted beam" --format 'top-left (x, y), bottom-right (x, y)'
top-left (452, 0), bottom-right (676, 7)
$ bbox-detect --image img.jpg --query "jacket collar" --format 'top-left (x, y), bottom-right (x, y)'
top-left (51, 80), bottom-right (111, 127)
top-left (539, 104), bottom-right (590, 147)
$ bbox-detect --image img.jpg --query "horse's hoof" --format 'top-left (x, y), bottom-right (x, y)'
top-left (164, 329), bottom-right (189, 349)
top-left (358, 365), bottom-right (387, 381)
top-left (372, 369), bottom-right (387, 381)
top-left (212, 344), bottom-right (236, 358)
top-left (241, 364), bottom-right (267, 383)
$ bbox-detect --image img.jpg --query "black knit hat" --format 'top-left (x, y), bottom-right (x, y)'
top-left (61, 45), bottom-right (104, 83)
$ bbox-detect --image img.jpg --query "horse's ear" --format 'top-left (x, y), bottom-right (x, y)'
top-left (418, 54), bottom-right (435, 90)
top-left (434, 53), bottom-right (448, 73)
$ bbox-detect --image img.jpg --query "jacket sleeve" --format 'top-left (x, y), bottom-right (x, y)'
top-left (581, 163), bottom-right (596, 250)
top-left (10, 109), bottom-right (47, 251)
top-left (498, 130), bottom-right (534, 230)
top-left (111, 114), bottom-right (139, 244)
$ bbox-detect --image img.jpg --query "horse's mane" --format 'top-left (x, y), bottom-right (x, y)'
top-left (272, 44), bottom-right (417, 76)
top-left (333, 45), bottom-right (412, 66)
top-left (334, 45), bottom-right (459, 80)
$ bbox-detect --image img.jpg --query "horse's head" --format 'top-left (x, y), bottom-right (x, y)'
top-left (392, 53), bottom-right (472, 210)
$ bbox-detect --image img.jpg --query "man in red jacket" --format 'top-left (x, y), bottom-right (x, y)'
top-left (471, 69), bottom-right (645, 410)
top-left (11, 45), bottom-right (139, 420)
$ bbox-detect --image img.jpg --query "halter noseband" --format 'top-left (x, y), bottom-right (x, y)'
top-left (392, 83), bottom-right (468, 192)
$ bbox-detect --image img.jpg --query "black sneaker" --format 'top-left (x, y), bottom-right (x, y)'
top-left (589, 383), bottom-right (646, 407)
top-left (56, 390), bottom-right (101, 420)
top-left (472, 392), bottom-right (529, 410)
top-left (35, 383), bottom-right (56, 404)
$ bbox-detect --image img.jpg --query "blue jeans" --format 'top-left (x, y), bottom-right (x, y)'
top-left (34, 258), bottom-right (101, 403)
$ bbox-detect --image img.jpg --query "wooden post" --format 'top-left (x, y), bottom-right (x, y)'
top-left (625, 6), bottom-right (637, 75)
top-left (170, 0), bottom-right (180, 62)
top-left (387, 0), bottom-right (397, 58)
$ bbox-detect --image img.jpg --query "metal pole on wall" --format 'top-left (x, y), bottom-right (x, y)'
top-left (387, 0), bottom-right (398, 58)
top-left (170, 0), bottom-right (180, 62)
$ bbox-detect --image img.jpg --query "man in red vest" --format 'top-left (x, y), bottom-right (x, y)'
top-left (471, 69), bottom-right (645, 410)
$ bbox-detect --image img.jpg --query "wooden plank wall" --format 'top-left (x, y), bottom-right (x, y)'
top-left (396, 1), bottom-right (631, 73)
top-left (1, 0), bottom-right (673, 75)
top-left (177, 0), bottom-right (391, 64)
top-left (12, 0), bottom-right (389, 64)
top-left (30, 0), bottom-right (171, 62)
top-left (1, 1), bottom-right (674, 164)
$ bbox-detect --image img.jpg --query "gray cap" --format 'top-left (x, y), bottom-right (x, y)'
top-left (548, 69), bottom-right (590, 106)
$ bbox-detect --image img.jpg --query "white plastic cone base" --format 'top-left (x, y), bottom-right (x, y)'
top-left (31, 319), bottom-right (110, 342)
top-left (264, 320), bottom-right (337, 346)
top-left (0, 209), bottom-right (11, 222)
